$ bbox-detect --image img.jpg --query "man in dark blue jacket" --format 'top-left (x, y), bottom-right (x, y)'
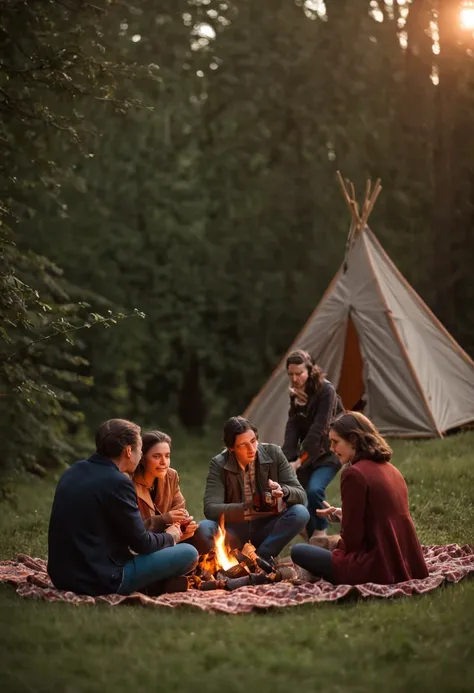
top-left (48, 419), bottom-right (198, 596)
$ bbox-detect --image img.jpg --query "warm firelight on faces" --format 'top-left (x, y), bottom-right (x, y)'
top-left (143, 441), bottom-right (171, 479)
top-left (329, 431), bottom-right (355, 466)
top-left (230, 429), bottom-right (258, 468)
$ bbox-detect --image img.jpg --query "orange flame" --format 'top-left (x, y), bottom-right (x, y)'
top-left (214, 516), bottom-right (238, 571)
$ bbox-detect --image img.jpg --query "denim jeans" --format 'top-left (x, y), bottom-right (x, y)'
top-left (185, 521), bottom-right (218, 556)
top-left (291, 543), bottom-right (334, 582)
top-left (202, 505), bottom-right (310, 562)
top-left (306, 465), bottom-right (339, 536)
top-left (117, 544), bottom-right (198, 595)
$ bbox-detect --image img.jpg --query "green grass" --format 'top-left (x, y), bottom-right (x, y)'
top-left (1, 432), bottom-right (474, 693)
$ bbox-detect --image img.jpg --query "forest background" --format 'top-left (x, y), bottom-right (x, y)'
top-left (2, 0), bottom-right (474, 475)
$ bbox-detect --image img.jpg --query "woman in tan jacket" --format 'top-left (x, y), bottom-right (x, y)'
top-left (133, 430), bottom-right (216, 555)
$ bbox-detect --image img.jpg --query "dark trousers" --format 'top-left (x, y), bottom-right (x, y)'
top-left (202, 504), bottom-right (310, 561)
top-left (291, 543), bottom-right (334, 582)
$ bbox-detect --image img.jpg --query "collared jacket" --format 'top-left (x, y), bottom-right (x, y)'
top-left (282, 379), bottom-right (343, 483)
top-left (47, 453), bottom-right (174, 596)
top-left (332, 459), bottom-right (429, 585)
top-left (203, 443), bottom-right (307, 523)
top-left (133, 468), bottom-right (190, 531)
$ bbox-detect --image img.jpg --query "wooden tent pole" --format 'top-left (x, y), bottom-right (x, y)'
top-left (349, 181), bottom-right (357, 214)
top-left (365, 178), bottom-right (371, 202)
top-left (336, 171), bottom-right (353, 209)
top-left (361, 179), bottom-right (371, 222)
top-left (336, 171), bottom-right (360, 229)
top-left (359, 178), bottom-right (371, 233)
top-left (337, 171), bottom-right (384, 249)
top-left (359, 180), bottom-right (382, 230)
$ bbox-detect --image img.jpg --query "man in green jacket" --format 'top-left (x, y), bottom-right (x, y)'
top-left (201, 416), bottom-right (309, 561)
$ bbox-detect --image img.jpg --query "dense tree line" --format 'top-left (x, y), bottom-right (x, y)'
top-left (1, 0), bottom-right (474, 471)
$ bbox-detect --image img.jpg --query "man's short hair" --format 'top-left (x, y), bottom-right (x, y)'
top-left (95, 419), bottom-right (141, 459)
top-left (223, 416), bottom-right (258, 448)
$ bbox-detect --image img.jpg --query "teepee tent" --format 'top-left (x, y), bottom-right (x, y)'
top-left (244, 174), bottom-right (474, 439)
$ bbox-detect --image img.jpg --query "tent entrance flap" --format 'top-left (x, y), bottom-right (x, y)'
top-left (337, 315), bottom-right (365, 410)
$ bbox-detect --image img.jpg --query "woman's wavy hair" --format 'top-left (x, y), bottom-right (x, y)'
top-left (330, 411), bottom-right (392, 464)
top-left (135, 430), bottom-right (172, 476)
top-left (285, 349), bottom-right (325, 395)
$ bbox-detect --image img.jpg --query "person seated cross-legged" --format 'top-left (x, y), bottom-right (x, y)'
top-left (202, 416), bottom-right (309, 562)
top-left (291, 412), bottom-right (428, 585)
top-left (47, 419), bottom-right (198, 597)
top-left (132, 430), bottom-right (215, 556)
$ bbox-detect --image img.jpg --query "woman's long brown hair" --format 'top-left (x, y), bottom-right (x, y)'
top-left (285, 349), bottom-right (325, 395)
top-left (330, 411), bottom-right (392, 463)
top-left (135, 430), bottom-right (172, 477)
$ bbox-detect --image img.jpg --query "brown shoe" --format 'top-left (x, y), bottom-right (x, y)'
top-left (327, 534), bottom-right (341, 551)
top-left (161, 575), bottom-right (189, 594)
top-left (309, 534), bottom-right (329, 549)
top-left (145, 575), bottom-right (189, 596)
top-left (309, 534), bottom-right (341, 551)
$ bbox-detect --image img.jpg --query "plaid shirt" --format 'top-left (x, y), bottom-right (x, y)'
top-left (242, 458), bottom-right (256, 520)
top-left (242, 456), bottom-right (277, 520)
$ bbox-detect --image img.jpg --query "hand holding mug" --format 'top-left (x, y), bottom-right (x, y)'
top-left (180, 521), bottom-right (198, 541)
top-left (166, 508), bottom-right (189, 525)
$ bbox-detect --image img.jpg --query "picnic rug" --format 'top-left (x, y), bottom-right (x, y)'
top-left (1, 544), bottom-right (473, 614)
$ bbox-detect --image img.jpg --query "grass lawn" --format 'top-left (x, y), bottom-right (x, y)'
top-left (1, 432), bottom-right (474, 693)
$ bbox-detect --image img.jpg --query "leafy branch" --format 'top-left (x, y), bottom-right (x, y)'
top-left (4, 307), bottom-right (146, 362)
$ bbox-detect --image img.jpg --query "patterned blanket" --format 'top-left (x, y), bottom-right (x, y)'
top-left (1, 544), bottom-right (473, 614)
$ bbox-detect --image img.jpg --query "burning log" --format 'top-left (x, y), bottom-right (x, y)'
top-left (188, 514), bottom-right (297, 592)
top-left (256, 556), bottom-right (274, 574)
top-left (190, 565), bottom-right (298, 592)
top-left (232, 549), bottom-right (254, 568)
top-left (199, 568), bottom-right (214, 581)
top-left (199, 579), bottom-right (227, 591)
top-left (220, 563), bottom-right (250, 579)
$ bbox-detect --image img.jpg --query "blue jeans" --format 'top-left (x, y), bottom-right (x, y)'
top-left (202, 505), bottom-right (310, 561)
top-left (187, 520), bottom-right (221, 555)
top-left (291, 543), bottom-right (334, 582)
top-left (117, 544), bottom-right (198, 595)
top-left (306, 465), bottom-right (339, 536)
top-left (183, 520), bottom-right (217, 556)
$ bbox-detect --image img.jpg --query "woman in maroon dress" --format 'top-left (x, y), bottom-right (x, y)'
top-left (291, 412), bottom-right (429, 585)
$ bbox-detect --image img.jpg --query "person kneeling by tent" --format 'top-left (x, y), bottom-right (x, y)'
top-left (291, 412), bottom-right (429, 585)
top-left (132, 429), bottom-right (215, 556)
top-left (282, 349), bottom-right (344, 547)
top-left (203, 416), bottom-right (309, 561)
top-left (48, 419), bottom-right (198, 596)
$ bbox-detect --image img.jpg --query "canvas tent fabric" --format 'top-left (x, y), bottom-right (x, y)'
top-left (244, 227), bottom-right (474, 440)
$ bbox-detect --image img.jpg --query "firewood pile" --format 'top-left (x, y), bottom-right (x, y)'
top-left (187, 542), bottom-right (297, 591)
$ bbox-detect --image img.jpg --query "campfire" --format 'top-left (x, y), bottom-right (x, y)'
top-left (187, 516), bottom-right (296, 591)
